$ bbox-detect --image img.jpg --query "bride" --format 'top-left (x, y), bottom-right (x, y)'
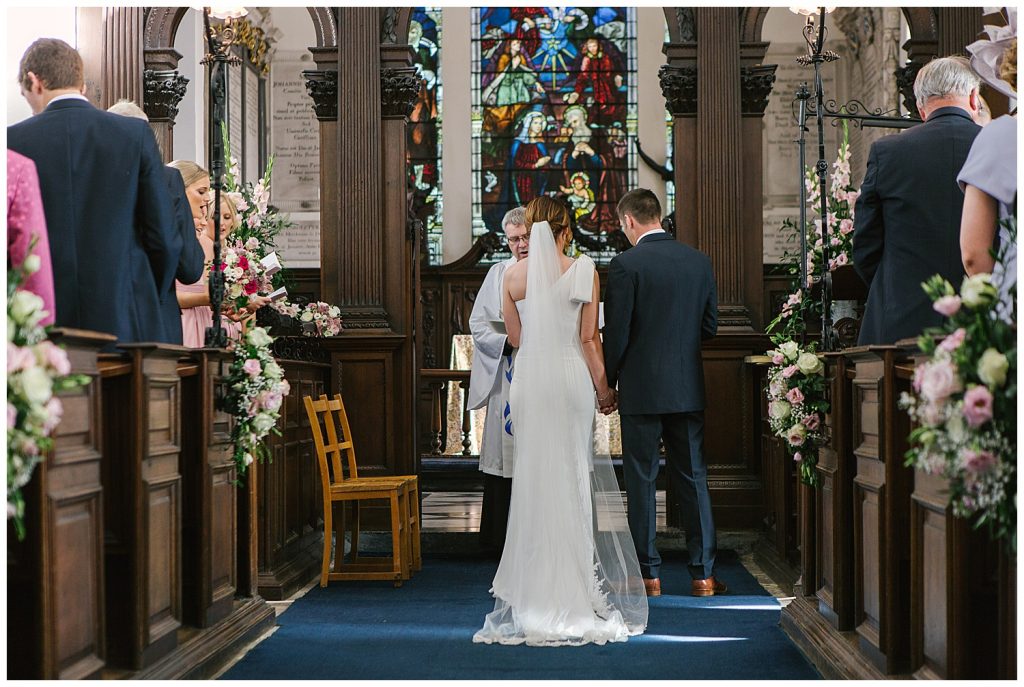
top-left (473, 197), bottom-right (648, 647)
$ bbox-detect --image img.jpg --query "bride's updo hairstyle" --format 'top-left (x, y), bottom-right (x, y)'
top-left (525, 196), bottom-right (572, 247)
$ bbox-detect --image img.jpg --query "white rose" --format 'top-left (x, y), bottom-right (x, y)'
top-left (23, 254), bottom-right (41, 274)
top-left (779, 341), bottom-right (800, 362)
top-left (945, 411), bottom-right (967, 444)
top-left (329, 306), bottom-right (340, 317)
top-left (977, 348), bottom-right (1009, 388)
top-left (960, 273), bottom-right (997, 308)
top-left (10, 290), bottom-right (45, 327)
top-left (300, 310), bottom-right (314, 322)
top-left (18, 366), bottom-right (53, 406)
top-left (796, 351), bottom-right (824, 375)
top-left (252, 413), bottom-right (276, 433)
top-left (244, 452), bottom-right (254, 466)
top-left (769, 400), bottom-right (792, 421)
top-left (264, 361), bottom-right (284, 380)
top-left (247, 327), bottom-right (273, 347)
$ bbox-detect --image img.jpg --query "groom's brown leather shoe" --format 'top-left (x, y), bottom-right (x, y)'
top-left (643, 578), bottom-right (661, 597)
top-left (691, 576), bottom-right (727, 597)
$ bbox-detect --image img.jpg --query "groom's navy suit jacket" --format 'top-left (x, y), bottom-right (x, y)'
top-left (603, 232), bottom-right (718, 415)
top-left (8, 98), bottom-right (181, 344)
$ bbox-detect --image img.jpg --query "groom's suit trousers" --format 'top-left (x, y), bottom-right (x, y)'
top-left (620, 411), bottom-right (717, 581)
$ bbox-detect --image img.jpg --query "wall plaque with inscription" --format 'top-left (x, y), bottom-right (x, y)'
top-left (275, 213), bottom-right (320, 268)
top-left (270, 55), bottom-right (320, 213)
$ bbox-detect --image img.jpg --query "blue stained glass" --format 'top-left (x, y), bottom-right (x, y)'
top-left (409, 7), bottom-right (444, 264)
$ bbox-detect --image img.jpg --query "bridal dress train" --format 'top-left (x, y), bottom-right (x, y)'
top-left (473, 222), bottom-right (648, 647)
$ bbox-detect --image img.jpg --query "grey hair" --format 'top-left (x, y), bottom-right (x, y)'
top-left (501, 206), bottom-right (526, 231)
top-left (913, 56), bottom-right (980, 106)
top-left (107, 99), bottom-right (148, 121)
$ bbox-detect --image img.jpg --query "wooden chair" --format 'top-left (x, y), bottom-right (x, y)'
top-left (304, 393), bottom-right (422, 587)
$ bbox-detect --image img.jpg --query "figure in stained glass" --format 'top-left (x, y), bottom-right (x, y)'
top-left (506, 110), bottom-right (552, 206)
top-left (564, 36), bottom-right (625, 126)
top-left (481, 38), bottom-right (545, 135)
top-left (560, 171), bottom-right (596, 222)
top-left (530, 8), bottom-right (590, 90)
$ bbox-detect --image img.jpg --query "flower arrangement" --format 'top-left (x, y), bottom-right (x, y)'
top-left (220, 326), bottom-right (291, 479)
top-left (7, 251), bottom-right (89, 539)
top-left (297, 301), bottom-right (343, 337)
top-left (217, 237), bottom-right (275, 311)
top-left (901, 240), bottom-right (1016, 553)
top-left (768, 121), bottom-right (860, 341)
top-left (765, 339), bottom-right (829, 486)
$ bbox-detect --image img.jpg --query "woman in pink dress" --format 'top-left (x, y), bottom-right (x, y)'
top-left (7, 150), bottom-right (56, 325)
top-left (169, 162), bottom-right (260, 347)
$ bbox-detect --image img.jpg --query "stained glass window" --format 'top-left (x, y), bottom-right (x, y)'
top-left (408, 8), bottom-right (444, 263)
top-left (471, 7), bottom-right (638, 259)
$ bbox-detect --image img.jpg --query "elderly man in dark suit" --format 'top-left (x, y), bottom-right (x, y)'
top-left (603, 189), bottom-right (721, 598)
top-left (853, 56), bottom-right (982, 345)
top-left (108, 99), bottom-right (205, 345)
top-left (8, 38), bottom-right (181, 345)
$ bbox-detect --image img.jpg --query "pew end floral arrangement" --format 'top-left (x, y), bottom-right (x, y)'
top-left (763, 122), bottom-right (858, 486)
top-left (7, 248), bottom-right (90, 539)
top-left (901, 224), bottom-right (1016, 554)
top-left (765, 339), bottom-right (828, 486)
top-left (218, 129), bottom-right (344, 479)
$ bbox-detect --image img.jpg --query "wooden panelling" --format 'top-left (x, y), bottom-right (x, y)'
top-left (7, 329), bottom-right (112, 679)
top-left (257, 358), bottom-right (330, 601)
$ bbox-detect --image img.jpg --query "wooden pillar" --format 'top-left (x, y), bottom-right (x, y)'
top-left (101, 345), bottom-right (185, 670)
top-left (305, 47), bottom-right (339, 304)
top-left (936, 8), bottom-right (983, 57)
top-left (143, 60), bottom-right (189, 162)
top-left (7, 329), bottom-right (113, 679)
top-left (739, 60), bottom-right (774, 332)
top-left (815, 353), bottom-right (856, 630)
top-left (848, 346), bottom-right (914, 675)
top-left (78, 7), bottom-right (145, 110)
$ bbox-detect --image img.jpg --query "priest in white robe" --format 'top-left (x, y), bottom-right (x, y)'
top-left (468, 207), bottom-right (529, 554)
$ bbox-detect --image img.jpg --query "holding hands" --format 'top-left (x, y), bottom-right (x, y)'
top-left (597, 387), bottom-right (618, 415)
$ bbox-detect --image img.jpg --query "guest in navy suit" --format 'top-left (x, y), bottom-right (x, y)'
top-left (853, 57), bottom-right (982, 345)
top-left (108, 99), bottom-right (205, 345)
top-left (8, 38), bottom-right (181, 345)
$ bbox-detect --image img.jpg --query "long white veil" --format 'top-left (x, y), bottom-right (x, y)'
top-left (477, 220), bottom-right (646, 646)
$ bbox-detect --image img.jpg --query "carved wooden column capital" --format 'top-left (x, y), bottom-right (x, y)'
top-left (302, 69), bottom-right (338, 121)
top-left (143, 69), bottom-right (188, 123)
top-left (740, 64), bottom-right (777, 116)
top-left (659, 64), bottom-right (698, 116)
top-left (380, 67), bottom-right (420, 119)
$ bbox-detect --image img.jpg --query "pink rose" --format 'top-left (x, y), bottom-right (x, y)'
top-left (782, 365), bottom-right (799, 379)
top-left (938, 328), bottom-right (967, 353)
top-left (8, 403), bottom-right (17, 429)
top-left (786, 387), bottom-right (805, 405)
top-left (278, 379), bottom-right (291, 395)
top-left (839, 218), bottom-right (854, 235)
top-left (243, 359), bottom-right (262, 377)
top-left (793, 451), bottom-right (802, 462)
top-left (772, 353), bottom-right (785, 365)
top-left (962, 385), bottom-right (994, 428)
top-left (787, 423), bottom-right (807, 446)
top-left (933, 295), bottom-right (962, 318)
top-left (961, 448), bottom-right (997, 474)
top-left (7, 343), bottom-right (34, 373)
top-left (42, 397), bottom-right (63, 435)
top-left (918, 358), bottom-right (962, 403)
top-left (259, 390), bottom-right (283, 413)
top-left (36, 340), bottom-right (71, 376)
top-left (846, 190), bottom-right (860, 206)
top-left (921, 401), bottom-right (944, 426)
top-left (835, 253), bottom-right (849, 266)
top-left (802, 413), bottom-right (820, 430)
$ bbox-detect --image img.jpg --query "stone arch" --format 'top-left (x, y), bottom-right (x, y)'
top-left (901, 7), bottom-right (938, 43)
top-left (739, 7), bottom-right (771, 45)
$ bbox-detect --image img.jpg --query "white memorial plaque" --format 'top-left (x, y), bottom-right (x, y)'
top-left (763, 206), bottom-right (801, 265)
top-left (228, 63), bottom-right (243, 167)
top-left (244, 66), bottom-right (260, 183)
top-left (275, 213), bottom-right (320, 268)
top-left (270, 55), bottom-right (320, 212)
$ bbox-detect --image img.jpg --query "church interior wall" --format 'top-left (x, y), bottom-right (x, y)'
top-left (6, 7), bottom-right (77, 127)
top-left (172, 9), bottom-right (206, 165)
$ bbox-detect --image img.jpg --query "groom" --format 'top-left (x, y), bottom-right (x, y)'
top-left (603, 189), bottom-right (722, 597)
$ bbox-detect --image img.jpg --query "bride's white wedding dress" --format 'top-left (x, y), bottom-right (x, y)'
top-left (473, 222), bottom-right (648, 647)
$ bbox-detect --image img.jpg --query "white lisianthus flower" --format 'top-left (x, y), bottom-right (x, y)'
top-left (960, 273), bottom-right (997, 308)
top-left (977, 348), bottom-right (1009, 388)
top-left (769, 400), bottom-right (792, 421)
top-left (264, 361), bottom-right (284, 380)
top-left (253, 412), bottom-right (276, 433)
top-left (300, 310), bottom-right (314, 322)
top-left (244, 452), bottom-right (254, 466)
top-left (945, 411), bottom-right (967, 444)
top-left (10, 290), bottom-right (45, 327)
top-left (19, 365), bottom-right (53, 406)
top-left (247, 327), bottom-right (273, 347)
top-left (779, 340), bottom-right (800, 362)
top-left (23, 254), bottom-right (41, 274)
top-left (329, 306), bottom-right (340, 317)
top-left (796, 351), bottom-right (824, 375)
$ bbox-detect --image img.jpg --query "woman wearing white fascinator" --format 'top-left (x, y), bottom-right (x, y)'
top-left (957, 6), bottom-right (1017, 321)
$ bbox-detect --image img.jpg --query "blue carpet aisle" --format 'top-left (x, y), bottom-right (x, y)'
top-left (222, 550), bottom-right (820, 680)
